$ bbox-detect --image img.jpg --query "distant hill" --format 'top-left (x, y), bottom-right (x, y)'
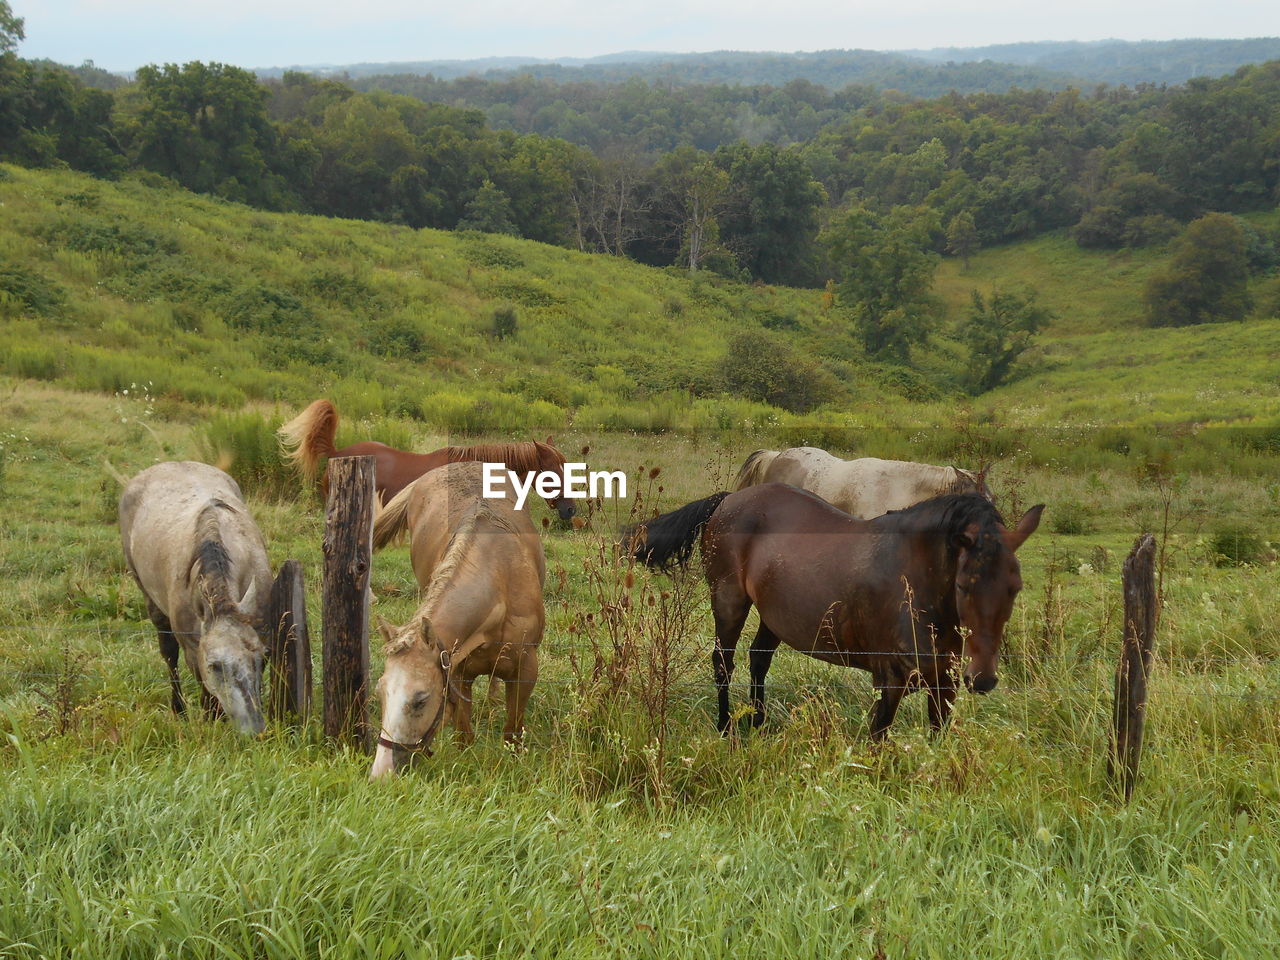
top-left (902, 37), bottom-right (1280, 87)
top-left (261, 38), bottom-right (1280, 95)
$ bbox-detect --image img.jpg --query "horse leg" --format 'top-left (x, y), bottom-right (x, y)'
top-left (710, 584), bottom-right (750, 735)
top-left (748, 623), bottom-right (781, 730)
top-left (927, 684), bottom-right (957, 733)
top-left (146, 600), bottom-right (184, 715)
top-left (454, 681), bottom-right (476, 747)
top-left (503, 655), bottom-right (538, 745)
top-left (868, 670), bottom-right (906, 741)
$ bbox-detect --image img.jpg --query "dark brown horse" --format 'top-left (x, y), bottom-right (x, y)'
top-left (277, 399), bottom-right (576, 519)
top-left (632, 485), bottom-right (1043, 739)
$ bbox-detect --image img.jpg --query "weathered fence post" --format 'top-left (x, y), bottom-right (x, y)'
top-left (322, 456), bottom-right (375, 750)
top-left (1109, 532), bottom-right (1158, 800)
top-left (268, 559), bottom-right (311, 721)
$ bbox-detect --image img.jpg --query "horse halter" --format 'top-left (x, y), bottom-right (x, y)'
top-left (376, 647), bottom-right (453, 759)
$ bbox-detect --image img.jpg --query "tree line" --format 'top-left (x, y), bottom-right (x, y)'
top-left (3, 0), bottom-right (1280, 387)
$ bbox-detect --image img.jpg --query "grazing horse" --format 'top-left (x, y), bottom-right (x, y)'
top-left (632, 485), bottom-right (1042, 739)
top-left (368, 461), bottom-right (546, 778)
top-left (734, 446), bottom-right (989, 518)
top-left (119, 461), bottom-right (272, 734)
top-left (277, 398), bottom-right (577, 519)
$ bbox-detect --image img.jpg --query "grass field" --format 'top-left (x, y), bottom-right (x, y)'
top-left (2, 377), bottom-right (1280, 958)
top-left (3, 163), bottom-right (1280, 956)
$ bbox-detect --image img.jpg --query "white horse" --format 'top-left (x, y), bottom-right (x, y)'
top-left (734, 447), bottom-right (989, 518)
top-left (119, 461), bottom-right (272, 734)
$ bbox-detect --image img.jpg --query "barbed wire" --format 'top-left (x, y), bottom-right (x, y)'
top-left (1, 621), bottom-right (1279, 668)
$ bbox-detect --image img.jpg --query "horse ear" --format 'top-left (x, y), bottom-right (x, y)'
top-left (195, 582), bottom-right (216, 627)
top-left (237, 580), bottom-right (258, 617)
top-left (375, 616), bottom-right (398, 646)
top-left (1008, 504), bottom-right (1045, 551)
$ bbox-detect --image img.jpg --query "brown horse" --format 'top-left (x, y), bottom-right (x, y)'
top-left (368, 461), bottom-right (546, 778)
top-left (277, 399), bottom-right (576, 519)
top-left (632, 485), bottom-right (1042, 739)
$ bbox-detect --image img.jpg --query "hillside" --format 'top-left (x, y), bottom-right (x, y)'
top-left (268, 38), bottom-right (1280, 94)
top-left (3, 163), bottom-right (1280, 440)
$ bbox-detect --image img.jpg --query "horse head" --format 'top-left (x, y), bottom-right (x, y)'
top-left (952, 503), bottom-right (1043, 693)
top-left (538, 437), bottom-right (577, 522)
top-left (370, 616), bottom-right (454, 779)
top-left (195, 579), bottom-right (267, 735)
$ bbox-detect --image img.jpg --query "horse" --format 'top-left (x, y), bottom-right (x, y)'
top-left (631, 485), bottom-right (1042, 739)
top-left (277, 398), bottom-right (577, 520)
top-left (119, 461), bottom-right (272, 735)
top-left (368, 461), bottom-right (546, 778)
top-left (734, 446), bottom-right (990, 518)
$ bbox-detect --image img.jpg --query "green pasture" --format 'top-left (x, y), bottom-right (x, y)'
top-left (2, 380), bottom-right (1280, 957)
top-left (3, 162), bottom-right (1280, 956)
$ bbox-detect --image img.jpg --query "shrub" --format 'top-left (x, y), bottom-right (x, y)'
top-left (2, 344), bottom-right (60, 380)
top-left (0, 266), bottom-right (65, 317)
top-left (491, 305), bottom-right (518, 340)
top-left (1211, 523), bottom-right (1265, 566)
top-left (722, 329), bottom-right (836, 413)
top-left (197, 412), bottom-right (297, 501)
top-left (1050, 500), bottom-right (1095, 536)
top-left (369, 315), bottom-right (430, 359)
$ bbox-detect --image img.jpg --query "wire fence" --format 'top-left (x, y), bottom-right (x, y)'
top-left (4, 622), bottom-right (1280, 702)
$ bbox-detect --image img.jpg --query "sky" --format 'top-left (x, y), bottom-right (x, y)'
top-left (17, 0), bottom-right (1280, 73)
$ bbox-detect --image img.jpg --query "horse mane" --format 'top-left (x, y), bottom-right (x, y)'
top-left (878, 493), bottom-right (1007, 567)
top-left (191, 501), bottom-right (251, 621)
top-left (385, 505), bottom-right (515, 657)
top-left (444, 442), bottom-right (558, 475)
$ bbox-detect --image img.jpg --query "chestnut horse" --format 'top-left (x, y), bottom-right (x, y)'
top-left (277, 399), bottom-right (576, 519)
top-left (368, 462), bottom-right (545, 777)
top-left (632, 485), bottom-right (1042, 739)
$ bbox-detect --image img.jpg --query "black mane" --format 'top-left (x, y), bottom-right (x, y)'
top-left (191, 500), bottom-right (245, 617)
top-left (876, 493), bottom-right (1008, 565)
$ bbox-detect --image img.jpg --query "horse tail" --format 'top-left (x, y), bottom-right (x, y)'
top-left (371, 481), bottom-right (414, 552)
top-left (733, 449), bottom-right (780, 490)
top-left (627, 492), bottom-right (730, 570)
top-left (277, 399), bottom-right (339, 485)
top-left (102, 458), bottom-right (130, 487)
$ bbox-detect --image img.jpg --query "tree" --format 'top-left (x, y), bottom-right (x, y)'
top-left (716, 141), bottom-right (827, 286)
top-left (963, 288), bottom-right (1052, 393)
top-left (721, 329), bottom-right (835, 412)
top-left (1144, 213), bottom-right (1252, 326)
top-left (457, 180), bottom-right (518, 234)
top-left (131, 62), bottom-right (290, 207)
top-left (945, 211), bottom-right (978, 267)
top-left (823, 203), bottom-right (940, 362)
top-left (651, 146), bottom-right (735, 275)
top-left (0, 1), bottom-right (22, 55)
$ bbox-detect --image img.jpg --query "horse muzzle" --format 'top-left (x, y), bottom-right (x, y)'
top-left (964, 673), bottom-right (999, 694)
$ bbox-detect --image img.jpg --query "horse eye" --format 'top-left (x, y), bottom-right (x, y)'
top-left (411, 692), bottom-right (431, 710)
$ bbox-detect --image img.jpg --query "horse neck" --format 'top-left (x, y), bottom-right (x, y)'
top-left (192, 503), bottom-right (239, 614)
top-left (421, 510), bottom-right (504, 624)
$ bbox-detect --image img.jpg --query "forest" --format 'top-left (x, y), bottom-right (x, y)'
top-left (4, 3), bottom-right (1280, 364)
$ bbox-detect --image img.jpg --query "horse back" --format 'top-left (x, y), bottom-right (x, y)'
top-left (119, 462), bottom-right (271, 632)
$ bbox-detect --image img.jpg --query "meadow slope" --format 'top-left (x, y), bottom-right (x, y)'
top-left (2, 166), bottom-right (1280, 957)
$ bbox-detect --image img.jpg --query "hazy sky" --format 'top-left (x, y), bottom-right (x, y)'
top-left (18, 0), bottom-right (1280, 72)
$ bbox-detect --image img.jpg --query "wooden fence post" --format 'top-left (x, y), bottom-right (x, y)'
top-left (1109, 532), bottom-right (1158, 800)
top-left (268, 559), bottom-right (311, 721)
top-left (322, 456), bottom-right (375, 750)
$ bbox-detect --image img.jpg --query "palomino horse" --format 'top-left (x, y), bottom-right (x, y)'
top-left (734, 446), bottom-right (989, 518)
top-left (277, 398), bottom-right (577, 519)
top-left (633, 485), bottom-right (1042, 739)
top-left (368, 461), bottom-right (546, 778)
top-left (119, 461), bottom-right (272, 734)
